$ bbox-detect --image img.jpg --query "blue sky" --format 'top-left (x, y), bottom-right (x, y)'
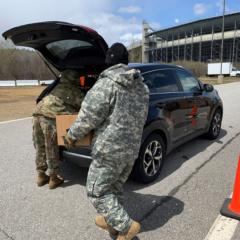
top-left (115, 0), bottom-right (240, 30)
top-left (1, 0), bottom-right (240, 46)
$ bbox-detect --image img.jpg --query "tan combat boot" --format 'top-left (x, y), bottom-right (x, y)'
top-left (48, 174), bottom-right (64, 189)
top-left (37, 171), bottom-right (50, 187)
top-left (95, 215), bottom-right (118, 236)
top-left (117, 221), bottom-right (141, 240)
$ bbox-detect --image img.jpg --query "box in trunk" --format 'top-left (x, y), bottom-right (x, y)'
top-left (56, 114), bottom-right (92, 147)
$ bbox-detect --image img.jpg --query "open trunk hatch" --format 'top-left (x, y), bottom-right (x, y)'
top-left (2, 21), bottom-right (108, 72)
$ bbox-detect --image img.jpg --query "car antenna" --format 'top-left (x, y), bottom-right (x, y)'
top-left (36, 51), bottom-right (59, 79)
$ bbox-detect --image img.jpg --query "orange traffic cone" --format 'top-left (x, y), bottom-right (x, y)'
top-left (220, 156), bottom-right (240, 220)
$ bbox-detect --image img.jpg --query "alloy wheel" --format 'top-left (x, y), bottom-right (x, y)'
top-left (143, 140), bottom-right (163, 177)
top-left (212, 112), bottom-right (222, 137)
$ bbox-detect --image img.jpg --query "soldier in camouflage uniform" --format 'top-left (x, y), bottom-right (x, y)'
top-left (33, 70), bottom-right (85, 189)
top-left (65, 43), bottom-right (149, 239)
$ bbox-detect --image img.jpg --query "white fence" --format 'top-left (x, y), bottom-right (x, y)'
top-left (0, 80), bottom-right (54, 87)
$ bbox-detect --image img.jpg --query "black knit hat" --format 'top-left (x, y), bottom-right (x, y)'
top-left (105, 43), bottom-right (129, 66)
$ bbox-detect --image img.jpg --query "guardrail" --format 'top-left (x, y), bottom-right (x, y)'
top-left (0, 80), bottom-right (54, 87)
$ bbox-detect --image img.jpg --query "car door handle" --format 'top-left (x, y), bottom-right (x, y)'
top-left (156, 103), bottom-right (166, 108)
top-left (186, 115), bottom-right (194, 119)
top-left (186, 113), bottom-right (198, 119)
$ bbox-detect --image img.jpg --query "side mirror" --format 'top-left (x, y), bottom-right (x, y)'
top-left (203, 84), bottom-right (214, 92)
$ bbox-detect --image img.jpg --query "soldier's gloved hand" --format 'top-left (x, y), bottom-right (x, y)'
top-left (63, 134), bottom-right (76, 149)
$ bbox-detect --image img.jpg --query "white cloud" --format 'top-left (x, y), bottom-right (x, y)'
top-left (118, 6), bottom-right (142, 14)
top-left (193, 3), bottom-right (209, 16)
top-left (120, 33), bottom-right (142, 45)
top-left (0, 0), bottom-right (111, 34)
top-left (90, 14), bottom-right (142, 46)
top-left (0, 0), bottom-right (143, 46)
top-left (174, 18), bottom-right (180, 24)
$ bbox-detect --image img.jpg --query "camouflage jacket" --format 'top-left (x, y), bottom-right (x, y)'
top-left (33, 70), bottom-right (85, 118)
top-left (68, 64), bottom-right (149, 160)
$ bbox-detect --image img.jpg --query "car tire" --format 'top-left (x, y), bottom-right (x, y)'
top-left (205, 109), bottom-right (222, 140)
top-left (131, 133), bottom-right (166, 184)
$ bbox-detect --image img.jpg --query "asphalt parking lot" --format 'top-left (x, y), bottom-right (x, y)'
top-left (0, 82), bottom-right (240, 240)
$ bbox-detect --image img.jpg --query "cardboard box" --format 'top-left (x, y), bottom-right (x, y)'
top-left (56, 114), bottom-right (93, 147)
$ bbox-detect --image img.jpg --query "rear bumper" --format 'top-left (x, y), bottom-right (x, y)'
top-left (61, 149), bottom-right (92, 168)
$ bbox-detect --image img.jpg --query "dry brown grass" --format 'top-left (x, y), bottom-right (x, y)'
top-left (199, 76), bottom-right (240, 85)
top-left (172, 61), bottom-right (207, 77)
top-left (0, 86), bottom-right (45, 121)
top-left (0, 77), bottom-right (240, 122)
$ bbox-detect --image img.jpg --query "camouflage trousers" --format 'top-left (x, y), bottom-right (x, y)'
top-left (86, 156), bottom-right (134, 233)
top-left (32, 116), bottom-right (60, 174)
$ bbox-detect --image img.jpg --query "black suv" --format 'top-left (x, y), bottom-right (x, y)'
top-left (3, 22), bottom-right (223, 183)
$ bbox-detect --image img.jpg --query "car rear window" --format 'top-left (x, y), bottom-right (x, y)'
top-left (143, 69), bottom-right (180, 94)
top-left (46, 39), bottom-right (93, 59)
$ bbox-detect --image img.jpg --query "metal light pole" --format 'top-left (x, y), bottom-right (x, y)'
top-left (219, 0), bottom-right (226, 83)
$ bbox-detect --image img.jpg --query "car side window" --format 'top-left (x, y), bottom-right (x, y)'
top-left (143, 69), bottom-right (180, 94)
top-left (175, 69), bottom-right (201, 92)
